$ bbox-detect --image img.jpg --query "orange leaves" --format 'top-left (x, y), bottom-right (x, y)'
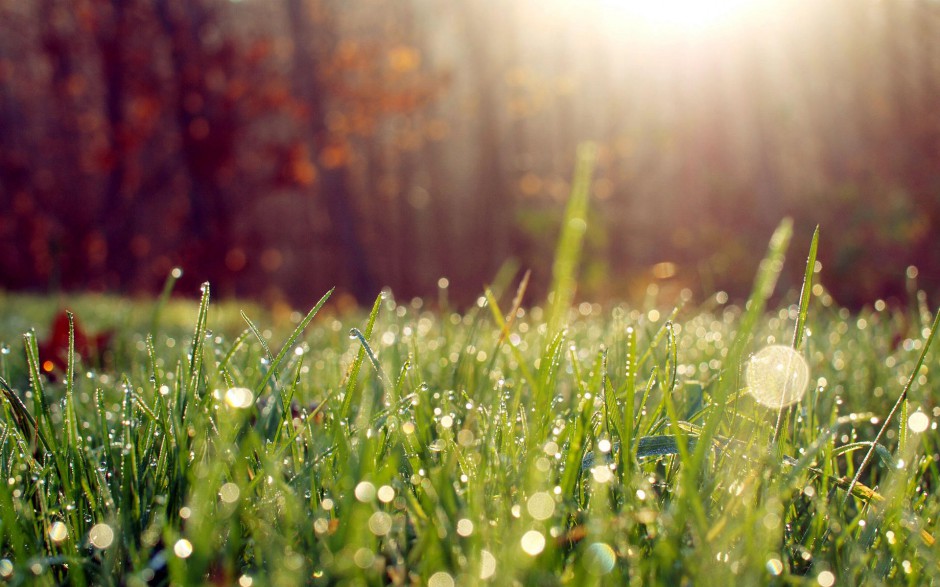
top-left (387, 45), bottom-right (421, 73)
top-left (273, 143), bottom-right (319, 187)
top-left (37, 311), bottom-right (113, 378)
top-left (318, 143), bottom-right (349, 170)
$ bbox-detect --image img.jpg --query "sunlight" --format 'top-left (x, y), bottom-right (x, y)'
top-left (598, 0), bottom-right (766, 34)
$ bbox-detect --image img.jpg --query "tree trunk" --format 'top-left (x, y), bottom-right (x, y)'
top-left (285, 0), bottom-right (376, 305)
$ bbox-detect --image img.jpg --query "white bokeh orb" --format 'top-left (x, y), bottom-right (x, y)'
top-left (745, 345), bottom-right (809, 408)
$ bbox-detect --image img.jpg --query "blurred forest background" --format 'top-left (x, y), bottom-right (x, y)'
top-left (1, 0), bottom-right (938, 310)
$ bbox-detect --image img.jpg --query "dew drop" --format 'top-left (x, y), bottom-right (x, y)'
top-left (219, 482), bottom-right (240, 503)
top-left (48, 521), bottom-right (68, 543)
top-left (526, 492), bottom-right (555, 521)
top-left (521, 530), bottom-right (546, 555)
top-left (480, 550), bottom-right (496, 579)
top-left (377, 485), bottom-right (395, 503)
top-left (428, 572), bottom-right (454, 587)
top-left (173, 538), bottom-right (193, 558)
top-left (368, 512), bottom-right (393, 536)
top-left (354, 481), bottom-right (376, 502)
top-left (766, 558), bottom-right (784, 576)
top-left (88, 523), bottom-right (114, 549)
top-left (908, 411), bottom-right (930, 434)
top-left (224, 387), bottom-right (254, 409)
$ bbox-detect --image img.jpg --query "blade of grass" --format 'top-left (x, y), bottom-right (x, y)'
top-left (791, 225), bottom-right (819, 351)
top-left (0, 376), bottom-right (40, 457)
top-left (843, 308), bottom-right (940, 505)
top-left (497, 269), bottom-right (531, 346)
top-left (242, 311), bottom-right (278, 388)
top-left (483, 287), bottom-right (539, 412)
top-left (773, 225), bottom-right (819, 445)
top-left (23, 331), bottom-right (58, 460)
top-left (340, 291), bottom-right (383, 422)
top-left (253, 288), bottom-right (334, 398)
top-left (547, 142), bottom-right (596, 337)
top-left (695, 219), bottom-right (792, 462)
top-left (349, 327), bottom-right (392, 416)
top-left (150, 267), bottom-right (183, 338)
top-left (186, 283), bottom-right (211, 400)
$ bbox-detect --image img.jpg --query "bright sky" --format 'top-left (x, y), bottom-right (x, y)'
top-left (621, 0), bottom-right (749, 29)
top-left (595, 0), bottom-right (774, 35)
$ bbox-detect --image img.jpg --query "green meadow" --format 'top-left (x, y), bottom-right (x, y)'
top-left (0, 217), bottom-right (938, 586)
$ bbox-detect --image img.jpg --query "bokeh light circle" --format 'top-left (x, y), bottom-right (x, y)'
top-left (584, 542), bottom-right (616, 575)
top-left (745, 345), bottom-right (809, 408)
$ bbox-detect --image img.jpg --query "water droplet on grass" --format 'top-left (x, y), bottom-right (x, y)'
top-left (355, 481), bottom-right (376, 502)
top-left (521, 530), bottom-right (546, 555)
top-left (526, 492), bottom-right (555, 520)
top-left (428, 572), bottom-right (454, 587)
top-left (224, 387), bottom-right (254, 409)
top-left (377, 485), bottom-right (395, 503)
top-left (480, 550), bottom-right (496, 579)
top-left (219, 483), bottom-right (240, 503)
top-left (88, 523), bottom-right (114, 549)
top-left (173, 538), bottom-right (193, 558)
top-left (368, 512), bottom-right (393, 536)
top-left (591, 465), bottom-right (614, 483)
top-left (908, 411), bottom-right (930, 433)
top-left (48, 521), bottom-right (68, 543)
top-left (766, 558), bottom-right (784, 575)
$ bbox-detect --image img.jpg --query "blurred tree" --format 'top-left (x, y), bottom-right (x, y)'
top-left (155, 0), bottom-right (240, 294)
top-left (285, 0), bottom-right (377, 304)
top-left (0, 0), bottom-right (937, 308)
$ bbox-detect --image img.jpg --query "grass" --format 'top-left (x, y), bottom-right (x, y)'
top-left (1, 217), bottom-right (939, 585)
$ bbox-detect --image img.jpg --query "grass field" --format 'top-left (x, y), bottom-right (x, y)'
top-left (1, 216), bottom-right (938, 586)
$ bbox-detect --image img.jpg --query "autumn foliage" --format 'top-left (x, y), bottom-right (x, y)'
top-left (0, 0), bottom-right (938, 308)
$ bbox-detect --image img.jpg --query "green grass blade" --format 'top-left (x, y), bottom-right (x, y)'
top-left (547, 142), bottom-right (596, 337)
top-left (844, 308), bottom-right (940, 504)
top-left (340, 291), bottom-right (383, 422)
top-left (150, 266), bottom-right (182, 337)
top-left (0, 375), bottom-right (40, 460)
top-left (243, 311), bottom-right (279, 392)
top-left (64, 312), bottom-right (81, 452)
top-left (253, 288), bottom-right (333, 398)
top-left (186, 282), bottom-right (211, 399)
top-left (349, 327), bottom-right (391, 410)
top-left (483, 287), bottom-right (539, 403)
top-left (23, 331), bottom-right (57, 459)
top-left (792, 225), bottom-right (819, 350)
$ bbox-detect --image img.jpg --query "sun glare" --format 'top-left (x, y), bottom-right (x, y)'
top-left (599, 0), bottom-right (765, 33)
